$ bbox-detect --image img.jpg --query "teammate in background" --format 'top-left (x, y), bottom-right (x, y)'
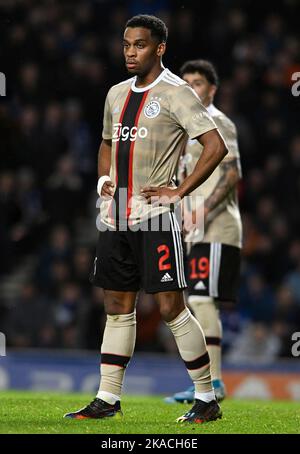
top-left (64, 16), bottom-right (228, 423)
top-left (166, 60), bottom-right (242, 403)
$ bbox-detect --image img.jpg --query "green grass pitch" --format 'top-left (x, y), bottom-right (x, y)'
top-left (0, 391), bottom-right (299, 434)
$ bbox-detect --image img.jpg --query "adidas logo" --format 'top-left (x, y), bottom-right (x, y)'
top-left (194, 281), bottom-right (206, 290)
top-left (161, 272), bottom-right (173, 282)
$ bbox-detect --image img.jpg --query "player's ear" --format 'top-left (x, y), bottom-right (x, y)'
top-left (210, 84), bottom-right (217, 98)
top-left (157, 42), bottom-right (166, 57)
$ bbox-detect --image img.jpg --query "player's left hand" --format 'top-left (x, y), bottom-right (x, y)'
top-left (140, 186), bottom-right (181, 205)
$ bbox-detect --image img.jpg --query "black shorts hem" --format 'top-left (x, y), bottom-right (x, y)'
top-left (92, 279), bottom-right (140, 293)
top-left (215, 295), bottom-right (238, 303)
top-left (145, 285), bottom-right (187, 294)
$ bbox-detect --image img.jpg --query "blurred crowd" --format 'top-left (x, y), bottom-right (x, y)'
top-left (1, 0), bottom-right (300, 361)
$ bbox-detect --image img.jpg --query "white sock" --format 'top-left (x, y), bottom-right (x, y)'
top-left (194, 390), bottom-right (215, 403)
top-left (166, 307), bottom-right (212, 393)
top-left (96, 390), bottom-right (120, 405)
top-left (98, 311), bottom-right (136, 398)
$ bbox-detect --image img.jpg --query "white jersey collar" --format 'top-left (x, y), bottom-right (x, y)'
top-left (131, 67), bottom-right (168, 93)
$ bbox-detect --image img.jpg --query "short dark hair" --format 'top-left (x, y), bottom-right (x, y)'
top-left (126, 14), bottom-right (168, 43)
top-left (180, 59), bottom-right (219, 87)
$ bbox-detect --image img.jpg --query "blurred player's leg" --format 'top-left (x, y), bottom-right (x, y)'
top-left (189, 296), bottom-right (225, 401)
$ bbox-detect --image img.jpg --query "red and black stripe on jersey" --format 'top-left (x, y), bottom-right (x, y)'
top-left (113, 89), bottom-right (149, 226)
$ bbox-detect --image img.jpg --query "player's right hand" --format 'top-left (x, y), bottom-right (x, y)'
top-left (101, 181), bottom-right (115, 198)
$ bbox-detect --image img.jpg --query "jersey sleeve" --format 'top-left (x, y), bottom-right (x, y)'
top-left (169, 84), bottom-right (217, 139)
top-left (215, 116), bottom-right (239, 159)
top-left (102, 89), bottom-right (112, 140)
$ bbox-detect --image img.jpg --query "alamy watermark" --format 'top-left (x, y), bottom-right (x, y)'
top-left (0, 72), bottom-right (6, 96)
top-left (291, 332), bottom-right (300, 357)
top-left (95, 190), bottom-right (205, 242)
top-left (0, 332), bottom-right (6, 356)
top-left (291, 72), bottom-right (300, 97)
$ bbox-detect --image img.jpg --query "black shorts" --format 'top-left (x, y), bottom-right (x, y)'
top-left (186, 242), bottom-right (241, 302)
top-left (91, 212), bottom-right (187, 294)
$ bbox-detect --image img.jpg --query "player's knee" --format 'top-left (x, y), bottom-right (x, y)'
top-left (158, 292), bottom-right (185, 322)
top-left (104, 293), bottom-right (135, 315)
top-left (105, 302), bottom-right (134, 315)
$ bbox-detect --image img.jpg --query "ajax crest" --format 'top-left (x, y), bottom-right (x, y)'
top-left (144, 100), bottom-right (161, 119)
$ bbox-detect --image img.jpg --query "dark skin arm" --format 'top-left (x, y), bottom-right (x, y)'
top-left (98, 139), bottom-right (114, 197)
top-left (141, 129), bottom-right (228, 201)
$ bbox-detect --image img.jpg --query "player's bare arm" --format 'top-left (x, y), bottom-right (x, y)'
top-left (188, 157), bottom-right (240, 225)
top-left (204, 157), bottom-right (240, 218)
top-left (98, 139), bottom-right (114, 197)
top-left (141, 129), bottom-right (228, 202)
